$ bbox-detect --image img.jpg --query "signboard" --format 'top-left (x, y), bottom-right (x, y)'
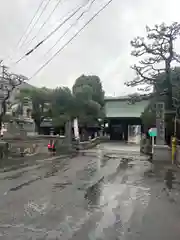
top-left (148, 128), bottom-right (157, 137)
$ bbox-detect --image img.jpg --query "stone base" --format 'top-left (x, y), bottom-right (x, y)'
top-left (153, 145), bottom-right (171, 162)
top-left (128, 136), bottom-right (141, 144)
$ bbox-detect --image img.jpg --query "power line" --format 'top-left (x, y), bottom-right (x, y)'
top-left (44, 0), bottom-right (96, 56)
top-left (25, 0), bottom-right (63, 48)
top-left (16, 0), bottom-right (46, 48)
top-left (14, 3), bottom-right (90, 64)
top-left (3, 0), bottom-right (46, 64)
top-left (19, 0), bottom-right (52, 49)
top-left (30, 0), bottom-right (114, 79)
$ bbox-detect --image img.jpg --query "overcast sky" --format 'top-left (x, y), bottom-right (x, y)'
top-left (0, 0), bottom-right (180, 96)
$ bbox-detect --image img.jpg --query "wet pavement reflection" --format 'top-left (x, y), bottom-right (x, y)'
top-left (85, 177), bottom-right (103, 209)
top-left (0, 143), bottom-right (180, 239)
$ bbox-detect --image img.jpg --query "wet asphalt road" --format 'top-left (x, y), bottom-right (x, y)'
top-left (0, 143), bottom-right (180, 239)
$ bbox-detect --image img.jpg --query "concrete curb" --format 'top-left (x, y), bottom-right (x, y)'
top-left (35, 154), bottom-right (68, 163)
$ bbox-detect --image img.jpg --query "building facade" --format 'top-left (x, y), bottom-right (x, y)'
top-left (105, 96), bottom-right (149, 141)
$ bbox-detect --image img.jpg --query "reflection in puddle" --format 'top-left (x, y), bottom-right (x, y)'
top-left (164, 168), bottom-right (176, 190)
top-left (84, 178), bottom-right (104, 208)
top-left (94, 182), bottom-right (150, 239)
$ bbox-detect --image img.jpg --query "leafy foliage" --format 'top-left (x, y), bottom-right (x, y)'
top-left (17, 75), bottom-right (105, 132)
top-left (140, 67), bottom-right (180, 135)
top-left (73, 75), bottom-right (104, 106)
top-left (125, 22), bottom-right (180, 141)
top-left (141, 103), bottom-right (156, 133)
top-left (51, 87), bottom-right (76, 127)
top-left (72, 75), bottom-right (105, 126)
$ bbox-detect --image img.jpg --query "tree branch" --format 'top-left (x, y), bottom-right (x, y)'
top-left (126, 22), bottom-right (180, 102)
top-left (0, 70), bottom-right (28, 119)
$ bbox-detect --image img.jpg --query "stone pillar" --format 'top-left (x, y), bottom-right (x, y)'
top-left (153, 102), bottom-right (167, 162)
top-left (156, 102), bottom-right (165, 145)
top-left (65, 120), bottom-right (72, 150)
top-left (22, 97), bottom-right (32, 119)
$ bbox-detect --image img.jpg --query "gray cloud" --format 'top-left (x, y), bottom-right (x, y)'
top-left (0, 0), bottom-right (180, 96)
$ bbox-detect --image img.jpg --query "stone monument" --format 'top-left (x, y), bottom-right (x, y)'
top-left (4, 97), bottom-right (36, 138)
top-left (153, 102), bottom-right (171, 162)
top-left (156, 102), bottom-right (165, 145)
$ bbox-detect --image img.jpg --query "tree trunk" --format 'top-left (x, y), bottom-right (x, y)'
top-left (165, 59), bottom-right (174, 144)
top-left (34, 120), bottom-right (41, 134)
top-left (165, 62), bottom-right (173, 110)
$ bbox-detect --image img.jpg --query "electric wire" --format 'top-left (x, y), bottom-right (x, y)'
top-left (17, 0), bottom-right (46, 48)
top-left (44, 0), bottom-right (96, 56)
top-left (14, 2), bottom-right (91, 64)
top-left (25, 0), bottom-right (63, 48)
top-left (3, 0), bottom-right (46, 64)
top-left (19, 0), bottom-right (52, 49)
top-left (29, 0), bottom-right (114, 79)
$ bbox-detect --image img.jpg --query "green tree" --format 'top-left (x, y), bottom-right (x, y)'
top-left (73, 75), bottom-right (104, 107)
top-left (72, 75), bottom-right (105, 125)
top-left (125, 22), bottom-right (180, 141)
top-left (71, 75), bottom-right (105, 140)
top-left (141, 103), bottom-right (156, 133)
top-left (140, 67), bottom-right (180, 139)
top-left (51, 87), bottom-right (76, 127)
top-left (16, 75), bottom-right (105, 138)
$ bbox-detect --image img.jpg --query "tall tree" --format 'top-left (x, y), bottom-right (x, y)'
top-left (140, 67), bottom-right (180, 141)
top-left (126, 22), bottom-right (180, 110)
top-left (125, 22), bottom-right (180, 142)
top-left (72, 75), bottom-right (105, 123)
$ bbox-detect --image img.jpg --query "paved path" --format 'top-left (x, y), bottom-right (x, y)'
top-left (0, 143), bottom-right (180, 239)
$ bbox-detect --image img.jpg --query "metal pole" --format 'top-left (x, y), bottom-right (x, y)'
top-left (174, 109), bottom-right (177, 137)
top-left (152, 136), bottom-right (154, 155)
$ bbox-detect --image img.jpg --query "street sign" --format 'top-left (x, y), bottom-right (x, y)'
top-left (148, 127), bottom-right (157, 137)
top-left (148, 127), bottom-right (157, 154)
